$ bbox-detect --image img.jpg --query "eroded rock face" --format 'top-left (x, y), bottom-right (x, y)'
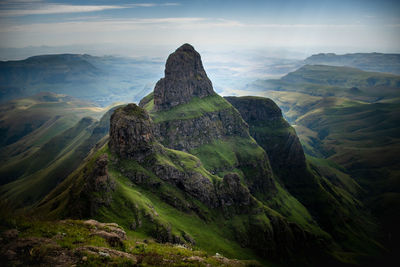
top-left (152, 161), bottom-right (220, 207)
top-left (109, 103), bottom-right (156, 162)
top-left (153, 108), bottom-right (250, 151)
top-left (154, 44), bottom-right (214, 111)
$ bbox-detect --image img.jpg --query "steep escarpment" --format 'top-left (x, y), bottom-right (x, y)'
top-left (225, 96), bottom-right (308, 186)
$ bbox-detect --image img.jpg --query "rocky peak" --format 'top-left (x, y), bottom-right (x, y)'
top-left (109, 103), bottom-right (156, 162)
top-left (153, 43), bottom-right (214, 111)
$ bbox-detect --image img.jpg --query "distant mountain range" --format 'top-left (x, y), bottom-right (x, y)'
top-left (0, 54), bottom-right (162, 105)
top-left (249, 64), bottom-right (400, 102)
top-left (305, 52), bottom-right (400, 74)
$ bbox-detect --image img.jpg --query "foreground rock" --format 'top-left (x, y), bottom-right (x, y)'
top-left (83, 219), bottom-right (127, 247)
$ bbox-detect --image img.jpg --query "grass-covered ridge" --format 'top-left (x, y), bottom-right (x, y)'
top-left (145, 93), bottom-right (233, 123)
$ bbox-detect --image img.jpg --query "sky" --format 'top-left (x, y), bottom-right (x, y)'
top-left (0, 0), bottom-right (399, 58)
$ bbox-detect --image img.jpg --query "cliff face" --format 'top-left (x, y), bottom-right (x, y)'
top-left (153, 44), bottom-right (214, 111)
top-left (225, 96), bottom-right (379, 259)
top-left (109, 104), bottom-right (156, 162)
top-left (153, 107), bottom-right (250, 151)
top-left (225, 96), bottom-right (308, 183)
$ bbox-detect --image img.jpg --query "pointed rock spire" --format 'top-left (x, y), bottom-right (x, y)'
top-left (153, 43), bottom-right (215, 111)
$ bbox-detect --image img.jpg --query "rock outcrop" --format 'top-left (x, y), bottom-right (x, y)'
top-left (83, 219), bottom-right (127, 247)
top-left (154, 44), bottom-right (214, 111)
top-left (109, 104), bottom-right (156, 162)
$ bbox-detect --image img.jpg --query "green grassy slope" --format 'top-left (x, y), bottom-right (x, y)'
top-left (0, 92), bottom-right (103, 164)
top-left (0, 118), bottom-right (95, 206)
top-left (41, 136), bottom-right (361, 266)
top-left (35, 144), bottom-right (281, 265)
top-left (0, 104), bottom-right (116, 207)
top-left (295, 98), bottom-right (400, 255)
top-left (35, 97), bottom-right (345, 265)
top-left (0, 117), bottom-right (95, 182)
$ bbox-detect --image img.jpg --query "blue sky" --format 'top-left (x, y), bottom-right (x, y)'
top-left (0, 0), bottom-right (399, 56)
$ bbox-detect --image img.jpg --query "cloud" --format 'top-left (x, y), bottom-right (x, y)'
top-left (162, 3), bottom-right (180, 6)
top-left (0, 2), bottom-right (180, 17)
top-left (0, 5), bottom-right (127, 16)
top-left (1, 16), bottom-right (397, 52)
top-left (0, 17), bottom-right (366, 33)
top-left (0, 17), bottom-right (205, 32)
top-left (0, 0), bottom-right (43, 4)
